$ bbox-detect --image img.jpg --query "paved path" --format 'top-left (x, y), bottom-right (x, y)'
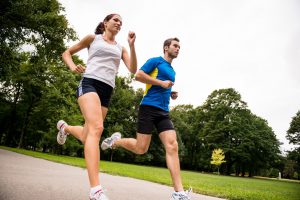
top-left (0, 149), bottom-right (225, 200)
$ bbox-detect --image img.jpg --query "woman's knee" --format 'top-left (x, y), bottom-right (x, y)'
top-left (85, 122), bottom-right (104, 137)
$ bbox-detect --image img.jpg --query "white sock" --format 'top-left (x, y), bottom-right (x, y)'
top-left (175, 191), bottom-right (186, 195)
top-left (90, 185), bottom-right (102, 196)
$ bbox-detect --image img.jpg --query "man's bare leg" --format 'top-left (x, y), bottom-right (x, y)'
top-left (113, 133), bottom-right (152, 155)
top-left (159, 130), bottom-right (184, 192)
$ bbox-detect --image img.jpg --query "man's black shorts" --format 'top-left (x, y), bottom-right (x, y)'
top-left (137, 105), bottom-right (175, 134)
top-left (76, 77), bottom-right (113, 108)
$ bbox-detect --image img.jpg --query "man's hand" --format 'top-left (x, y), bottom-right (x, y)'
top-left (160, 80), bottom-right (174, 89)
top-left (171, 91), bottom-right (178, 100)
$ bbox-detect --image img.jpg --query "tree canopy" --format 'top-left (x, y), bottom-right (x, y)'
top-left (287, 110), bottom-right (300, 146)
top-left (285, 110), bottom-right (300, 179)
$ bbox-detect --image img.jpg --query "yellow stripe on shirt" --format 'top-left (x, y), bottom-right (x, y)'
top-left (144, 68), bottom-right (158, 96)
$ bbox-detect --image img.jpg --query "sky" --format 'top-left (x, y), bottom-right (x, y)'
top-left (58, 0), bottom-right (300, 152)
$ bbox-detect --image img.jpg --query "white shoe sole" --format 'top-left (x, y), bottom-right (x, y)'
top-left (56, 120), bottom-right (67, 145)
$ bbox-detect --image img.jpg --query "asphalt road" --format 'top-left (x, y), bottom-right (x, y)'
top-left (0, 149), bottom-right (225, 200)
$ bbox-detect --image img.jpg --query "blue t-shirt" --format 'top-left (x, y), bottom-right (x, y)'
top-left (140, 56), bottom-right (176, 112)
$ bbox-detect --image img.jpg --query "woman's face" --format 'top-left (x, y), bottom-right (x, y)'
top-left (105, 15), bottom-right (122, 34)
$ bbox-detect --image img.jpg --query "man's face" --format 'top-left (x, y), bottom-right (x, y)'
top-left (166, 40), bottom-right (180, 58)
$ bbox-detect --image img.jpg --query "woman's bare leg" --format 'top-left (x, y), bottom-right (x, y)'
top-left (77, 92), bottom-right (107, 187)
top-left (64, 126), bottom-right (84, 142)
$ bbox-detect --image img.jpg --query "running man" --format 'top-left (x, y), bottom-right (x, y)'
top-left (101, 37), bottom-right (191, 200)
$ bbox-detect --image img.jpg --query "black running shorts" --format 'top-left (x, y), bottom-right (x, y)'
top-left (76, 77), bottom-right (113, 108)
top-left (137, 105), bottom-right (175, 134)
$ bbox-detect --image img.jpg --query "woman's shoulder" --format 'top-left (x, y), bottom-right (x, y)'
top-left (80, 34), bottom-right (97, 44)
top-left (85, 34), bottom-right (97, 40)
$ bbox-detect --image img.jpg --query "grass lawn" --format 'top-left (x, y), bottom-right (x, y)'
top-left (1, 146), bottom-right (299, 200)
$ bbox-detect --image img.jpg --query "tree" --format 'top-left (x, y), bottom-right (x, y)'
top-left (170, 105), bottom-right (197, 168)
top-left (0, 0), bottom-right (77, 149)
top-left (285, 149), bottom-right (300, 179)
top-left (285, 110), bottom-right (300, 179)
top-left (198, 88), bottom-right (280, 176)
top-left (286, 110), bottom-right (300, 146)
top-left (1, 0), bottom-right (76, 79)
top-left (199, 88), bottom-right (249, 174)
top-left (211, 148), bottom-right (226, 175)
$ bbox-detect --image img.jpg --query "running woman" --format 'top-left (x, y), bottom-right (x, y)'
top-left (58, 13), bottom-right (137, 200)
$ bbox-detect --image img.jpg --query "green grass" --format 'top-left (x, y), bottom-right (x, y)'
top-left (1, 146), bottom-right (299, 200)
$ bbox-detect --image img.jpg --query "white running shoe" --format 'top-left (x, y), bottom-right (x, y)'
top-left (89, 189), bottom-right (109, 200)
top-left (56, 120), bottom-right (68, 145)
top-left (101, 132), bottom-right (121, 150)
top-left (170, 188), bottom-right (192, 200)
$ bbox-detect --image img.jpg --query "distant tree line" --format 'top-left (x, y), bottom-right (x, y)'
top-left (1, 0), bottom-right (299, 179)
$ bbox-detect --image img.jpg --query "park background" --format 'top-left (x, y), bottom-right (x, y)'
top-left (0, 0), bottom-right (299, 199)
top-left (58, 0), bottom-right (300, 153)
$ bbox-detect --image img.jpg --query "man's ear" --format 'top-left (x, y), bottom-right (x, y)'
top-left (164, 46), bottom-right (169, 52)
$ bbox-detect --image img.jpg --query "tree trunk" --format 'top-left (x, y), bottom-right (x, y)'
top-left (18, 102), bottom-right (33, 148)
top-left (249, 168), bottom-right (253, 177)
top-left (110, 151), bottom-right (113, 161)
top-left (235, 165), bottom-right (240, 176)
top-left (6, 83), bottom-right (21, 146)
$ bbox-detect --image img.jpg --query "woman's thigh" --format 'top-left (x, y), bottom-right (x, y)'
top-left (78, 92), bottom-right (103, 125)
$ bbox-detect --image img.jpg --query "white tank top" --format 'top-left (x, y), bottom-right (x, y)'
top-left (83, 34), bottom-right (122, 88)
